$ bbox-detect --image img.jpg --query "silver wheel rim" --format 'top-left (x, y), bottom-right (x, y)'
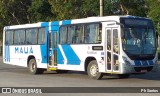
top-left (90, 64), bottom-right (98, 76)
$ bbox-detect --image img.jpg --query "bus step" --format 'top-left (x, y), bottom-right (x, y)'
top-left (47, 67), bottom-right (57, 71)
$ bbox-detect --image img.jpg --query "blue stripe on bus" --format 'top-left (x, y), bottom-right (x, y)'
top-left (62, 20), bottom-right (71, 25)
top-left (51, 25), bottom-right (60, 31)
top-left (57, 47), bottom-right (64, 64)
top-left (134, 60), bottom-right (141, 66)
top-left (5, 46), bottom-right (10, 62)
top-left (41, 22), bottom-right (49, 27)
top-left (5, 46), bottom-right (8, 62)
top-left (6, 46), bottom-right (8, 62)
top-left (61, 45), bottom-right (80, 65)
top-left (148, 60), bottom-right (154, 65)
top-left (134, 60), bottom-right (154, 66)
top-left (9, 46), bottom-right (10, 62)
top-left (40, 22), bottom-right (49, 64)
top-left (51, 21), bottom-right (59, 26)
top-left (40, 45), bottom-right (47, 63)
top-left (141, 60), bottom-right (148, 66)
top-left (4, 46), bottom-right (6, 62)
top-left (51, 21), bottom-right (60, 31)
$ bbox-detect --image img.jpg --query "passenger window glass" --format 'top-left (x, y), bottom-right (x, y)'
top-left (113, 29), bottom-right (118, 54)
top-left (74, 25), bottom-right (83, 44)
top-left (107, 30), bottom-right (111, 50)
top-left (5, 31), bottom-right (13, 45)
top-left (14, 30), bottom-right (25, 45)
top-left (84, 24), bottom-right (101, 43)
top-left (60, 26), bottom-right (67, 44)
top-left (38, 28), bottom-right (46, 44)
top-left (68, 26), bottom-right (76, 44)
top-left (26, 29), bottom-right (38, 44)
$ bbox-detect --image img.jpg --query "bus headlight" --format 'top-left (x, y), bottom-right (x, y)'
top-left (122, 56), bottom-right (131, 66)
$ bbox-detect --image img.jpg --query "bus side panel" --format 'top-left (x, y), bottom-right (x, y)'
top-left (57, 45), bottom-right (105, 72)
top-left (4, 45), bottom-right (47, 68)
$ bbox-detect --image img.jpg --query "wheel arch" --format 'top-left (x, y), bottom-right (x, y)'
top-left (84, 57), bottom-right (96, 72)
top-left (27, 55), bottom-right (35, 67)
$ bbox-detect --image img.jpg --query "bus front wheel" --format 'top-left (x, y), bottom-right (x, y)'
top-left (28, 59), bottom-right (44, 74)
top-left (87, 60), bottom-right (103, 80)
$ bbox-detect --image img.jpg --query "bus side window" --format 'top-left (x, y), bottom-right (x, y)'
top-left (60, 26), bottom-right (67, 44)
top-left (68, 26), bottom-right (75, 44)
top-left (84, 25), bottom-right (90, 43)
top-left (84, 23), bottom-right (102, 44)
top-left (18, 30), bottom-right (25, 44)
top-left (26, 29), bottom-right (38, 45)
top-left (97, 24), bottom-right (102, 43)
top-left (74, 25), bottom-right (83, 44)
top-left (5, 31), bottom-right (13, 45)
top-left (107, 30), bottom-right (111, 50)
top-left (14, 30), bottom-right (21, 45)
top-left (38, 28), bottom-right (46, 44)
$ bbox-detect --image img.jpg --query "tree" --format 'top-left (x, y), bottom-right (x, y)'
top-left (48, 0), bottom-right (111, 20)
top-left (48, 0), bottom-right (83, 20)
top-left (0, 0), bottom-right (31, 25)
top-left (28, 0), bottom-right (54, 23)
top-left (147, 0), bottom-right (160, 35)
top-left (0, 0), bottom-right (32, 40)
top-left (110, 0), bottom-right (147, 17)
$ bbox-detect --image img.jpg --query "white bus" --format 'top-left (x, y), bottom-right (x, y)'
top-left (3, 15), bottom-right (158, 79)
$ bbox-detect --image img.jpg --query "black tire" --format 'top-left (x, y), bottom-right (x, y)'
top-left (118, 74), bottom-right (130, 79)
top-left (87, 60), bottom-right (103, 80)
top-left (56, 70), bottom-right (69, 74)
top-left (28, 58), bottom-right (44, 74)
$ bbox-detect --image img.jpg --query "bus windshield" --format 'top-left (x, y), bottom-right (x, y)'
top-left (120, 18), bottom-right (157, 60)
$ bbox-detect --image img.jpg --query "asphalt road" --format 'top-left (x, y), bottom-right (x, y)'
top-left (0, 56), bottom-right (160, 96)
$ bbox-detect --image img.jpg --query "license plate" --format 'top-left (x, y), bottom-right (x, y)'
top-left (141, 70), bottom-right (147, 72)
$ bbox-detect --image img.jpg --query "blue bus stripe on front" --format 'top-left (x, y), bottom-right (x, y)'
top-left (148, 60), bottom-right (154, 65)
top-left (141, 60), bottom-right (148, 66)
top-left (134, 60), bottom-right (141, 66)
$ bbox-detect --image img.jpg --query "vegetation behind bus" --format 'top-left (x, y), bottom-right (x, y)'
top-left (0, 0), bottom-right (160, 42)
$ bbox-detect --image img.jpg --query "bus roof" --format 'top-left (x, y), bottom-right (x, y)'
top-left (4, 15), bottom-right (150, 31)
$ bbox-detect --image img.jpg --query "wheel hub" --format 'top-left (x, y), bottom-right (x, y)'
top-left (90, 65), bottom-right (98, 76)
top-left (30, 62), bottom-right (35, 72)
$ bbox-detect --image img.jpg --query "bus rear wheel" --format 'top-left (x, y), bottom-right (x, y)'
top-left (87, 60), bottom-right (103, 80)
top-left (29, 58), bottom-right (44, 74)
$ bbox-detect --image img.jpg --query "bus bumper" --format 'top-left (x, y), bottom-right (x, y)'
top-left (121, 63), bottom-right (157, 74)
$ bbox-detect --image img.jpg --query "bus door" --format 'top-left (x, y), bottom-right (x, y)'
top-left (48, 31), bottom-right (57, 70)
top-left (105, 27), bottom-right (120, 73)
